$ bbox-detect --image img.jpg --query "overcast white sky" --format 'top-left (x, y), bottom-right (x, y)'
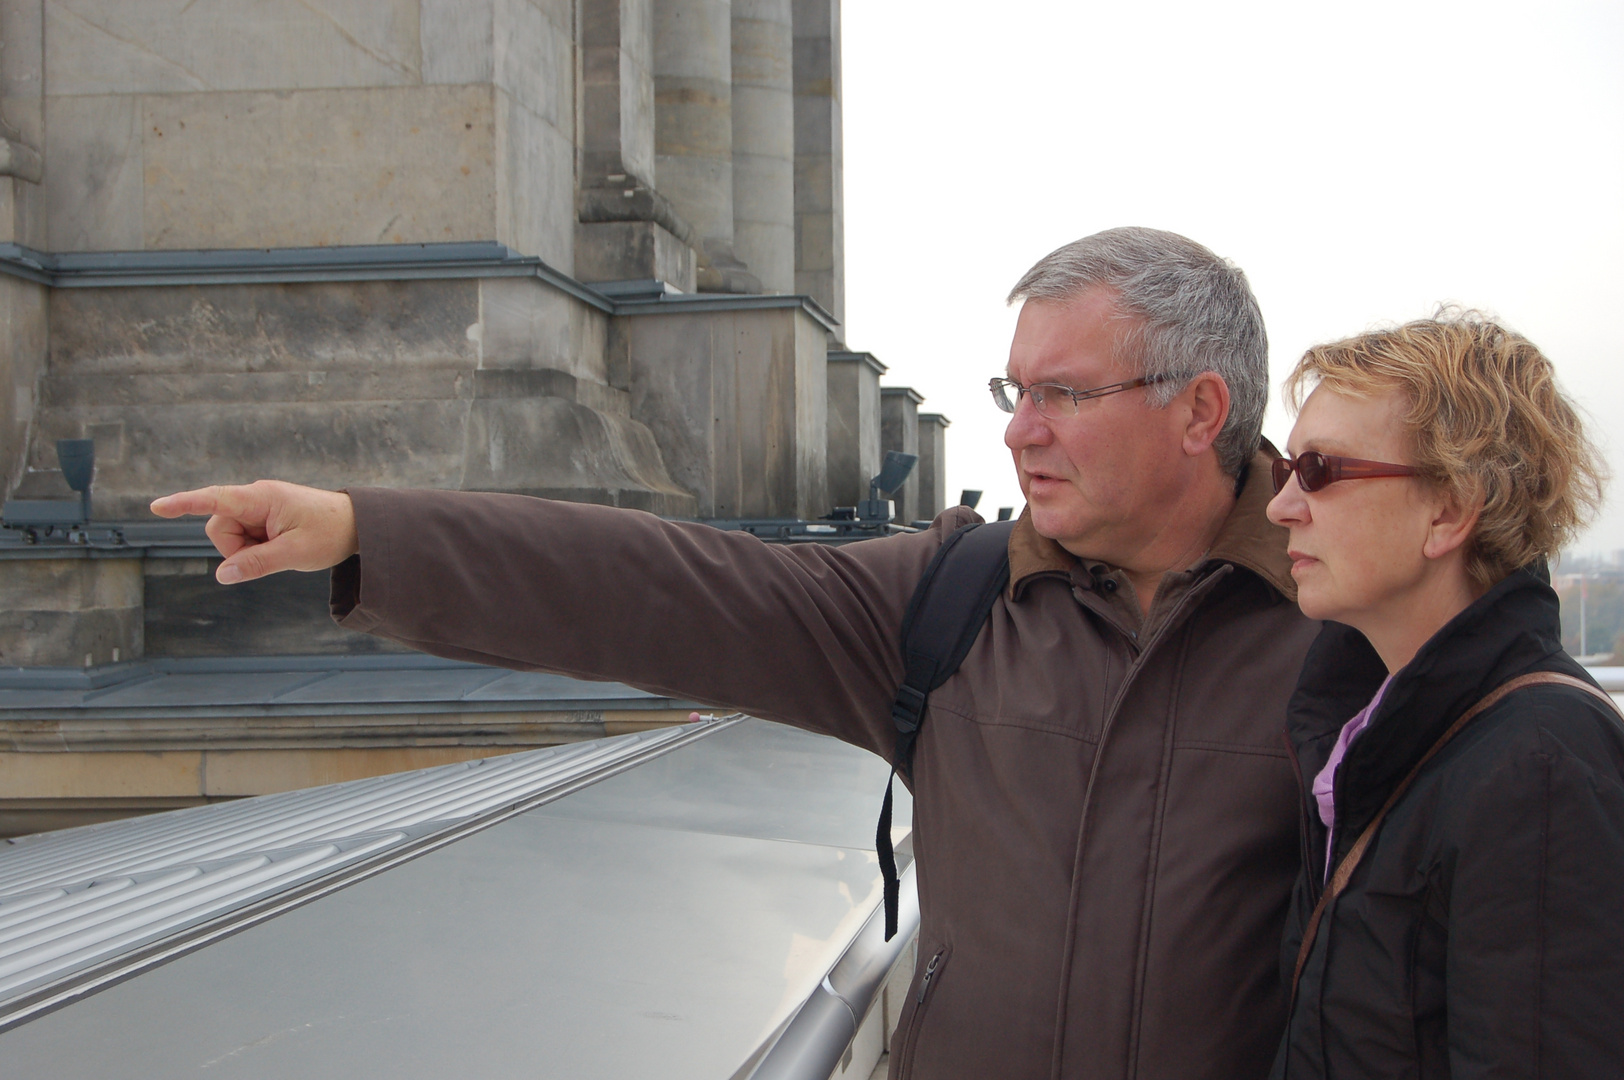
top-left (840, 0), bottom-right (1624, 556)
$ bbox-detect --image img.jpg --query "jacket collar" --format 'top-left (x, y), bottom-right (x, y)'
top-left (1289, 563), bottom-right (1568, 845)
top-left (1007, 444), bottom-right (1297, 602)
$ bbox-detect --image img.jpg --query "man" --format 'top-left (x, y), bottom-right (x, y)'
top-left (155, 227), bottom-right (1319, 1079)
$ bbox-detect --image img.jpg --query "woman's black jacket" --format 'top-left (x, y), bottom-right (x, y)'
top-left (1275, 566), bottom-right (1624, 1079)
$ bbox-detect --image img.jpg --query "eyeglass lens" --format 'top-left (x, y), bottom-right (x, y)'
top-left (990, 380), bottom-right (1078, 419)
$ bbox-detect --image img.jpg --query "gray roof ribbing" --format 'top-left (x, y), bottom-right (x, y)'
top-left (0, 722), bottom-right (719, 1026)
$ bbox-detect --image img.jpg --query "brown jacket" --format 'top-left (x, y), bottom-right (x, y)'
top-left (331, 453), bottom-right (1319, 1079)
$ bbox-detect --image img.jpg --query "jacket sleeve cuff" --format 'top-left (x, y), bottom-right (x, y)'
top-left (327, 487), bottom-right (394, 633)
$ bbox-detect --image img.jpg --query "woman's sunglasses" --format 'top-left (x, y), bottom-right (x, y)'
top-left (1271, 451), bottom-right (1419, 494)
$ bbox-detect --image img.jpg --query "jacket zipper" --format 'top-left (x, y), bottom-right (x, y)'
top-left (896, 948), bottom-right (947, 1078)
top-left (1051, 565), bottom-right (1234, 1077)
top-left (916, 950), bottom-right (942, 1003)
top-left (1283, 729), bottom-right (1324, 905)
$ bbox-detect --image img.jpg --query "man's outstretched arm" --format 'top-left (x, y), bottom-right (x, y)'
top-left (151, 481), bottom-right (359, 583)
top-left (151, 481), bottom-right (979, 755)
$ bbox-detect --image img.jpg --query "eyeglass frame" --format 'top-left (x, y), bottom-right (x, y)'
top-left (1270, 450), bottom-right (1420, 495)
top-left (988, 372), bottom-right (1185, 418)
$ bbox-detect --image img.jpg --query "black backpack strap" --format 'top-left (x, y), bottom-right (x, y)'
top-left (878, 519), bottom-right (1014, 939)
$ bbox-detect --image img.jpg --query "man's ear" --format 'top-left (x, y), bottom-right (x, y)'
top-left (1181, 373), bottom-right (1231, 458)
top-left (1422, 487), bottom-right (1481, 561)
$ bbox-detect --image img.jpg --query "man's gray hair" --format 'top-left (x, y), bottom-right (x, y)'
top-left (1008, 227), bottom-right (1269, 477)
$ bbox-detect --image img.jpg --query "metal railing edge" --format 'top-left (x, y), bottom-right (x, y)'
top-left (744, 860), bottom-right (921, 1080)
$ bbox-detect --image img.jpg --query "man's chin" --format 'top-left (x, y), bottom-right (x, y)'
top-left (1027, 504), bottom-right (1081, 543)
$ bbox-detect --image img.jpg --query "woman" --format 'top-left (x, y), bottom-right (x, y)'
top-left (1264, 312), bottom-right (1624, 1078)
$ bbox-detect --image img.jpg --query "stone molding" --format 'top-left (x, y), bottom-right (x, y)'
top-left (0, 239), bottom-right (839, 330)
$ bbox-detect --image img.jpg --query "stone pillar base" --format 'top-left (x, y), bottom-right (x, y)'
top-left (575, 220), bottom-right (697, 293)
top-left (0, 557), bottom-right (142, 668)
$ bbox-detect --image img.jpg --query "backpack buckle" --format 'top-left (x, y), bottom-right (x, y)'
top-left (891, 684), bottom-right (927, 732)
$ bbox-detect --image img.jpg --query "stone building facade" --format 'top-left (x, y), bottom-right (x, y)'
top-left (0, 0), bottom-right (948, 834)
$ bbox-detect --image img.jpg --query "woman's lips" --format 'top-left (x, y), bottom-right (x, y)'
top-left (1287, 550), bottom-right (1319, 575)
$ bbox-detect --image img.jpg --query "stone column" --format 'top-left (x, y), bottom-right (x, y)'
top-left (730, 0), bottom-right (795, 295)
top-left (791, 0), bottom-right (843, 326)
top-left (653, 0), bottom-right (758, 292)
top-left (577, 0), bottom-right (697, 291)
top-left (0, 0), bottom-right (46, 493)
top-left (825, 349), bottom-right (884, 509)
top-left (880, 386), bottom-right (923, 525)
top-left (916, 412), bottom-right (950, 522)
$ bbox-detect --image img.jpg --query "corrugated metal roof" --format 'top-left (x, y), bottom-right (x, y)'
top-left (0, 719), bottom-right (720, 1018)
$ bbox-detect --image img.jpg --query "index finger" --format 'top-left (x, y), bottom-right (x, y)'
top-left (150, 485), bottom-right (262, 520)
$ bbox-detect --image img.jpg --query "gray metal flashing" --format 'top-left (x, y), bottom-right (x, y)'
top-left (1, 519), bottom-right (247, 559)
top-left (0, 653), bottom-right (698, 723)
top-left (2, 653), bottom-right (492, 691)
top-left (0, 241), bottom-right (617, 313)
top-left (614, 290), bottom-right (842, 333)
top-left (0, 242), bottom-right (844, 332)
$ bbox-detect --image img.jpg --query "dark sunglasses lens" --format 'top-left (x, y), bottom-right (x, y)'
top-left (1297, 452), bottom-right (1329, 492)
top-left (1271, 458), bottom-right (1291, 494)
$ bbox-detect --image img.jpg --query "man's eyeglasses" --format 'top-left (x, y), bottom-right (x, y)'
top-left (1270, 451), bottom-right (1420, 494)
top-left (989, 374), bottom-right (1179, 419)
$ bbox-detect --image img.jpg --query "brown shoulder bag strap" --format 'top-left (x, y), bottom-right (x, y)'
top-left (1288, 670), bottom-right (1623, 1006)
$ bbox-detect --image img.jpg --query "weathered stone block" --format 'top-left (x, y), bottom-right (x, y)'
top-left (0, 748), bottom-right (201, 799)
top-left (43, 0), bottom-right (423, 96)
top-left (1, 0), bottom-right (45, 151)
top-left (421, 0), bottom-right (495, 84)
top-left (825, 350), bottom-right (883, 509)
top-left (0, 274), bottom-right (48, 490)
top-left (144, 559), bottom-right (403, 658)
top-left (46, 280), bottom-right (481, 376)
top-left (881, 386), bottom-right (922, 525)
top-left (624, 302), bottom-right (827, 518)
top-left (462, 392), bottom-right (696, 514)
top-left (41, 93), bottom-right (143, 251)
top-left (33, 277), bottom-right (691, 517)
top-left (491, 0), bottom-right (573, 131)
top-left (0, 556), bottom-right (142, 666)
top-left (916, 412), bottom-right (950, 522)
top-left (477, 277), bottom-right (616, 386)
top-left (574, 219), bottom-right (697, 293)
top-left (132, 85), bottom-right (497, 250)
top-left (495, 86), bottom-right (574, 267)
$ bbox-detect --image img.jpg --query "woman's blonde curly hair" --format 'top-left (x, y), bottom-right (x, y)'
top-left (1284, 310), bottom-right (1606, 589)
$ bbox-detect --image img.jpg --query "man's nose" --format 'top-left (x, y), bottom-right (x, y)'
top-left (1003, 392), bottom-right (1051, 450)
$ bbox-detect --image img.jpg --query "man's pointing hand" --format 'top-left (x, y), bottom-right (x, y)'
top-left (149, 481), bottom-right (359, 584)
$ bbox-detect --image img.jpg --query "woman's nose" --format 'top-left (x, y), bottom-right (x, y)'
top-left (1266, 479), bottom-right (1308, 527)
